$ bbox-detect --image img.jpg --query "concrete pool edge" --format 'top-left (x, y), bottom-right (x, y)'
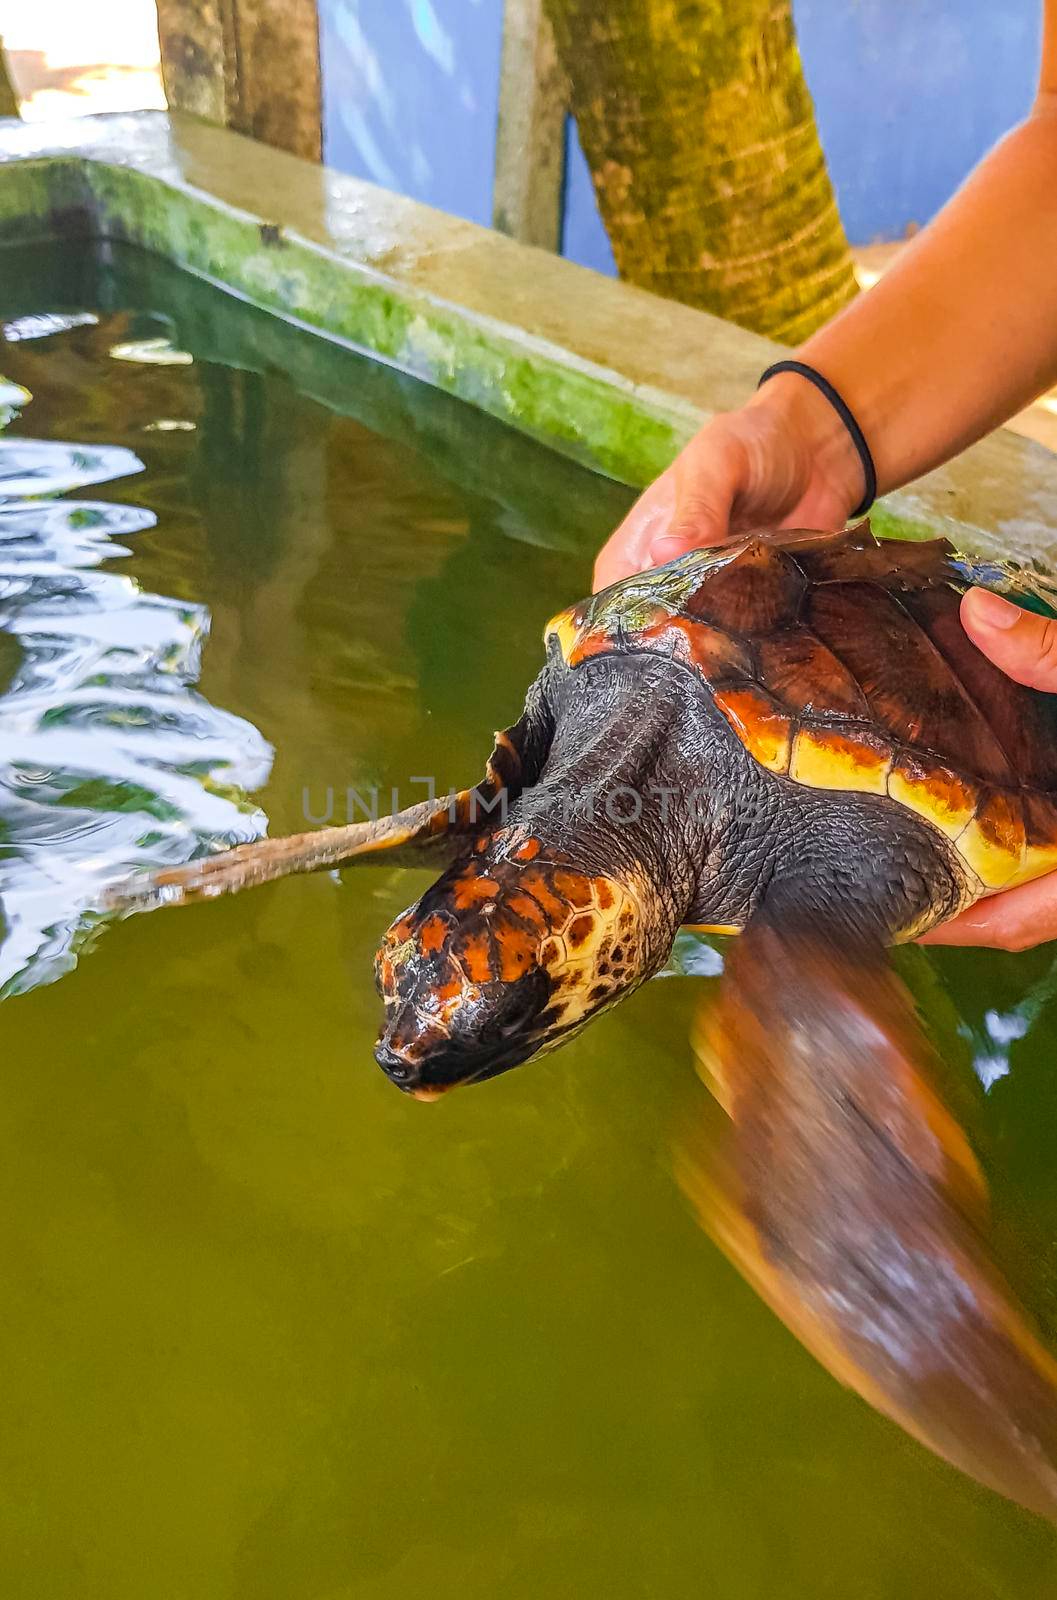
top-left (0, 110), bottom-right (1055, 559)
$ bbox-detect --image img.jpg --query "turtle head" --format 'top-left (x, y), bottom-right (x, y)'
top-left (373, 839), bottom-right (650, 1095)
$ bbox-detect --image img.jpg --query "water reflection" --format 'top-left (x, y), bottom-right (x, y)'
top-left (0, 429), bottom-right (271, 996)
top-left (931, 946), bottom-right (1057, 1100)
top-left (3, 312), bottom-right (100, 344)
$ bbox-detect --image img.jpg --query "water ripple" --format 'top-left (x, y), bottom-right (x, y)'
top-left (0, 439), bottom-right (146, 499)
top-left (0, 435), bottom-right (272, 997)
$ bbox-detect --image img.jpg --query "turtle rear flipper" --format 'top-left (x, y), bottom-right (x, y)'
top-left (106, 680), bottom-right (554, 915)
top-left (680, 915), bottom-right (1057, 1522)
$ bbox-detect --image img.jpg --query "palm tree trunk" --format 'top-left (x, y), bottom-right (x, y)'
top-left (0, 38), bottom-right (19, 118)
top-left (542, 0), bottom-right (856, 342)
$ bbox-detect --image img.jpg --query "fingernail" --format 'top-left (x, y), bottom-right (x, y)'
top-left (649, 535), bottom-right (690, 566)
top-left (965, 587), bottom-right (1022, 629)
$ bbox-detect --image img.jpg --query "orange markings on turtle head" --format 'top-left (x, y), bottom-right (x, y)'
top-left (451, 871), bottom-right (501, 910)
top-left (494, 919), bottom-right (537, 980)
top-left (504, 889), bottom-right (550, 930)
top-left (518, 869), bottom-right (569, 923)
top-left (513, 837), bottom-right (541, 861)
top-left (452, 927), bottom-right (495, 985)
top-left (418, 913), bottom-right (449, 955)
top-left (387, 913), bottom-right (416, 944)
top-left (551, 869), bottom-right (595, 909)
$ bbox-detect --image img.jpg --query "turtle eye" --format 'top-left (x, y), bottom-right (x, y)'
top-left (455, 967), bottom-right (553, 1048)
top-left (496, 981), bottom-right (550, 1039)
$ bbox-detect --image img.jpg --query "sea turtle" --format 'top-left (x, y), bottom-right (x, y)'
top-left (113, 521), bottom-right (1057, 1516)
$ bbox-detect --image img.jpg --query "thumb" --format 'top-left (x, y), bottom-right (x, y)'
top-left (961, 589), bottom-right (1057, 692)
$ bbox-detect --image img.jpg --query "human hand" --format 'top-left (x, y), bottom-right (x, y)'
top-left (593, 372), bottom-right (866, 591)
top-left (921, 588), bottom-right (1057, 952)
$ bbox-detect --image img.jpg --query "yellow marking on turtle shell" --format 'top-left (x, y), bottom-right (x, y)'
top-left (713, 687), bottom-right (792, 775)
top-left (544, 606), bottom-right (582, 663)
top-left (790, 726), bottom-right (892, 795)
top-left (953, 792), bottom-right (1026, 891)
top-left (886, 755), bottom-right (976, 841)
top-left (1008, 840), bottom-right (1057, 890)
top-left (1001, 792), bottom-right (1057, 890)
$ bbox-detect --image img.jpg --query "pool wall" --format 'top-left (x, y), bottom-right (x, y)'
top-left (1, 110), bottom-right (1055, 561)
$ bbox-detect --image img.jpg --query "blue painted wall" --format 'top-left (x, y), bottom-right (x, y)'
top-left (793, 0), bottom-right (1041, 244)
top-left (318, 0), bottom-right (1043, 266)
top-left (561, 118), bottom-right (617, 274)
top-left (319, 0), bottom-right (505, 225)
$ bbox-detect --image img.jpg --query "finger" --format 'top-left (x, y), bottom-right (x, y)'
top-left (919, 873), bottom-right (1057, 953)
top-left (961, 588), bottom-right (1057, 691)
top-left (593, 472), bottom-right (678, 591)
top-left (647, 449), bottom-right (738, 568)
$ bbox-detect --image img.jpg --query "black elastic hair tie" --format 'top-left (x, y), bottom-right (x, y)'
top-left (757, 359), bottom-right (877, 519)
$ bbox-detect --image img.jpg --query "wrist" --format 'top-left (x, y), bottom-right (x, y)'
top-left (747, 369), bottom-right (868, 520)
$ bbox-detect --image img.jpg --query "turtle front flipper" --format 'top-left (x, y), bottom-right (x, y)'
top-left (105, 678), bottom-right (554, 915)
top-left (678, 914), bottom-right (1057, 1522)
top-left (108, 795), bottom-right (478, 914)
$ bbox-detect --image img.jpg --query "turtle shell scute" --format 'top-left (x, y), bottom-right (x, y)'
top-left (543, 525), bottom-right (1057, 895)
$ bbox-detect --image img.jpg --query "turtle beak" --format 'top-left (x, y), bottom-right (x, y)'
top-left (373, 1000), bottom-right (545, 1096)
top-left (372, 1035), bottom-right (459, 1099)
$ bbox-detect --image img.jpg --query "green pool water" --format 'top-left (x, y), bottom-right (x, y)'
top-left (3, 241), bottom-right (1057, 1598)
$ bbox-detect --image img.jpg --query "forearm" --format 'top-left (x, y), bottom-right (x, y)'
top-left (793, 99), bottom-right (1057, 497)
top-left (596, 5), bottom-right (1057, 590)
